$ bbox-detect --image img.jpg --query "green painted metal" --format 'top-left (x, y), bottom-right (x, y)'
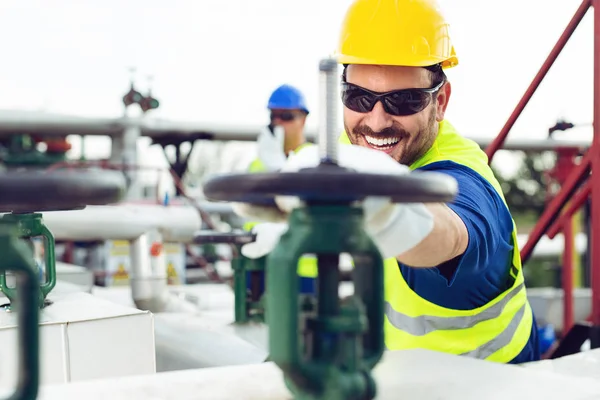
top-left (0, 219), bottom-right (40, 400)
top-left (233, 255), bottom-right (267, 324)
top-left (192, 231), bottom-right (266, 324)
top-left (0, 213), bottom-right (56, 307)
top-left (267, 205), bottom-right (384, 400)
top-left (3, 135), bottom-right (67, 167)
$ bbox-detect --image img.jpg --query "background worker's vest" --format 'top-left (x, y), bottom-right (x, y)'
top-left (340, 120), bottom-right (533, 363)
top-left (245, 142), bottom-right (318, 282)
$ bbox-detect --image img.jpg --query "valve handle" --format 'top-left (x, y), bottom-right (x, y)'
top-left (193, 230), bottom-right (257, 245)
top-left (204, 168), bottom-right (457, 204)
top-left (0, 169), bottom-right (126, 213)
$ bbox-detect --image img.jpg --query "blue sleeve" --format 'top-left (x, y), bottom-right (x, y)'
top-left (416, 161), bottom-right (514, 285)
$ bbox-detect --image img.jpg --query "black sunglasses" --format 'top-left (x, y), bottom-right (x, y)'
top-left (270, 111), bottom-right (298, 122)
top-left (340, 80), bottom-right (444, 116)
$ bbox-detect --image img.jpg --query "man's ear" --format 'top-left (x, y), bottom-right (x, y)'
top-left (435, 81), bottom-right (452, 122)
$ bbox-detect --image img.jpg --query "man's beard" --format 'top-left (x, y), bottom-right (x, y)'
top-left (344, 111), bottom-right (437, 165)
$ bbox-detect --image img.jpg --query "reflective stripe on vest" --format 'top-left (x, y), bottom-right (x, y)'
top-left (339, 120), bottom-right (533, 363)
top-left (384, 281), bottom-right (524, 336)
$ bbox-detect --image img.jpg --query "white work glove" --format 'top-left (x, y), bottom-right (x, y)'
top-left (240, 222), bottom-right (289, 259)
top-left (256, 125), bottom-right (286, 172)
top-left (231, 202), bottom-right (287, 223)
top-left (237, 144), bottom-right (437, 260)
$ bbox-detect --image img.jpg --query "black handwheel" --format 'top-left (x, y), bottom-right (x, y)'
top-left (0, 169), bottom-right (127, 212)
top-left (193, 230), bottom-right (257, 245)
top-left (203, 164), bottom-right (458, 204)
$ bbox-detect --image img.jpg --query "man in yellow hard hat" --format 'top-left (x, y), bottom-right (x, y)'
top-left (239, 0), bottom-right (540, 364)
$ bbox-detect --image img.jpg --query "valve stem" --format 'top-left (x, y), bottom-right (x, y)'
top-left (318, 58), bottom-right (339, 165)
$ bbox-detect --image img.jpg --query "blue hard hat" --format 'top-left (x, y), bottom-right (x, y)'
top-left (267, 84), bottom-right (309, 114)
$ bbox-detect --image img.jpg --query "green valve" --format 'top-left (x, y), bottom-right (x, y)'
top-left (193, 231), bottom-right (265, 323)
top-left (0, 167), bottom-right (127, 400)
top-left (204, 157), bottom-right (456, 400)
top-left (0, 213), bottom-right (56, 307)
top-left (0, 219), bottom-right (41, 400)
top-left (267, 205), bottom-right (384, 399)
top-left (203, 58), bottom-right (458, 400)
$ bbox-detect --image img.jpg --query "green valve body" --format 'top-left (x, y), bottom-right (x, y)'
top-left (267, 205), bottom-right (384, 400)
top-left (0, 219), bottom-right (41, 400)
top-left (233, 255), bottom-right (267, 324)
top-left (0, 213), bottom-right (56, 307)
top-left (192, 231), bottom-right (265, 325)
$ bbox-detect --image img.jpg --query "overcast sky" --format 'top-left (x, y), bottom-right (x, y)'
top-left (0, 0), bottom-right (595, 173)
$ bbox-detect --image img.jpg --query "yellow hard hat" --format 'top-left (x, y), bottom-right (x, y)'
top-left (334, 0), bottom-right (458, 69)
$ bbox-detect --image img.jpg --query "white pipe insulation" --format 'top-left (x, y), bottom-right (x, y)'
top-left (129, 229), bottom-right (170, 312)
top-left (40, 204), bottom-right (202, 313)
top-left (40, 204), bottom-right (202, 242)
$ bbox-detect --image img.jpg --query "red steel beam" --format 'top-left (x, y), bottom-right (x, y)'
top-left (547, 181), bottom-right (591, 239)
top-left (485, 0), bottom-right (592, 162)
top-left (591, 0), bottom-right (600, 326)
top-left (563, 215), bottom-right (575, 333)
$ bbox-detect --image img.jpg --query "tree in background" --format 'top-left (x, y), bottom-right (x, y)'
top-left (492, 150), bottom-right (556, 232)
top-left (492, 150), bottom-right (587, 288)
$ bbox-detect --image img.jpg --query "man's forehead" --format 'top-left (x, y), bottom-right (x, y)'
top-left (345, 64), bottom-right (430, 87)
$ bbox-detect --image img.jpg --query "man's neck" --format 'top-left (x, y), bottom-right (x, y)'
top-left (285, 139), bottom-right (305, 156)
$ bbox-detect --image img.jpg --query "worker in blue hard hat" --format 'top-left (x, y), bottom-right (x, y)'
top-left (242, 84), bottom-right (318, 293)
top-left (248, 84), bottom-right (311, 173)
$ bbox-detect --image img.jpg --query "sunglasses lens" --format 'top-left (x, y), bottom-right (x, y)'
top-left (271, 112), bottom-right (296, 122)
top-left (383, 90), bottom-right (432, 116)
top-left (341, 83), bottom-right (434, 116)
top-left (341, 85), bottom-right (374, 113)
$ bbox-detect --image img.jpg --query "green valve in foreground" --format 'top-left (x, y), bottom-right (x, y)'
top-left (203, 58), bottom-right (458, 400)
top-left (0, 219), bottom-right (41, 400)
top-left (0, 168), bottom-right (127, 400)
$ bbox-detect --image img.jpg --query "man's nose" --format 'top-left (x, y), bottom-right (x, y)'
top-left (364, 101), bottom-right (394, 132)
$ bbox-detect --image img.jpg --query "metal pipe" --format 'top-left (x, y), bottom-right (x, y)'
top-left (474, 139), bottom-right (589, 152)
top-left (562, 216), bottom-right (575, 333)
top-left (592, 0), bottom-right (600, 327)
top-left (41, 204), bottom-right (201, 242)
top-left (485, 0), bottom-right (592, 162)
top-left (318, 58), bottom-right (339, 164)
top-left (520, 152), bottom-right (591, 264)
top-left (129, 229), bottom-right (169, 312)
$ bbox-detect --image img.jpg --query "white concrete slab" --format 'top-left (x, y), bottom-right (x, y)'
top-left (26, 349), bottom-right (600, 400)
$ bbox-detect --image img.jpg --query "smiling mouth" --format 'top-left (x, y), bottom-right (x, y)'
top-left (363, 135), bottom-right (401, 152)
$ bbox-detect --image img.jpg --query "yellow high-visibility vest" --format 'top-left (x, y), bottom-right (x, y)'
top-left (339, 120), bottom-right (533, 362)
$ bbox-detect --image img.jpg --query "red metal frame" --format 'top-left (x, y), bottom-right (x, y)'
top-left (545, 148), bottom-right (580, 333)
top-left (563, 212), bottom-right (576, 333)
top-left (484, 0), bottom-right (600, 333)
top-left (485, 0), bottom-right (592, 160)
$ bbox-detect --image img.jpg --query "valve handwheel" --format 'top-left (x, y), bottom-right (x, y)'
top-left (0, 169), bottom-right (126, 213)
top-left (203, 162), bottom-right (457, 205)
